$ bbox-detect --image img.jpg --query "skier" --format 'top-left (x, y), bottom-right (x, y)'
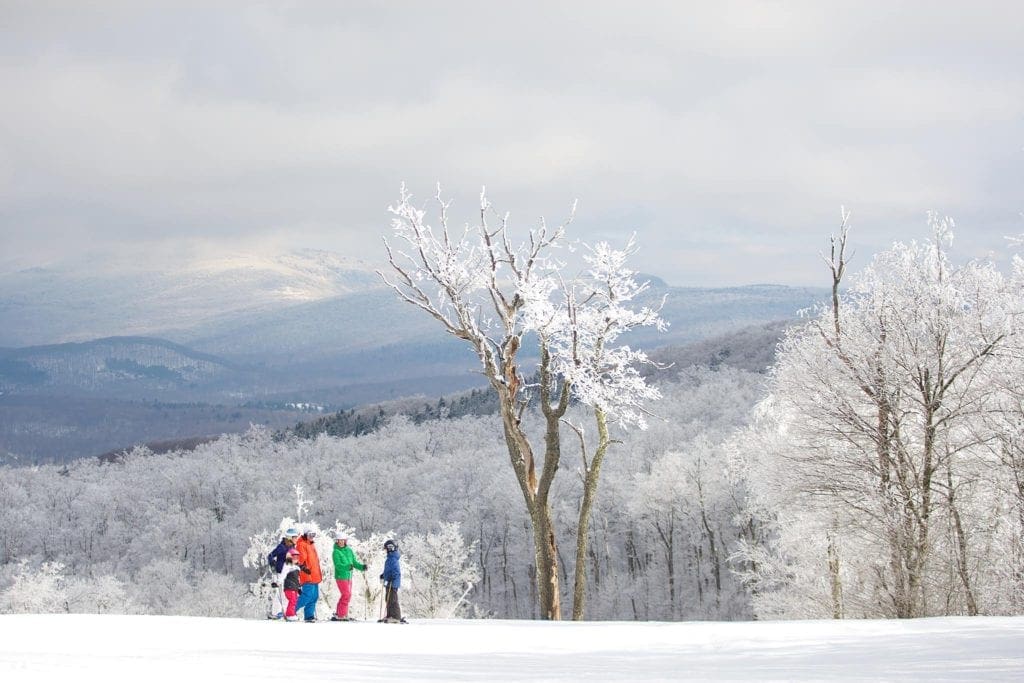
top-left (281, 548), bottom-right (302, 621)
top-left (330, 531), bottom-right (366, 621)
top-left (265, 527), bottom-right (299, 619)
top-left (293, 528), bottom-right (322, 622)
top-left (379, 539), bottom-right (406, 624)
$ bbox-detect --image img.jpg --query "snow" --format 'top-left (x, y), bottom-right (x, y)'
top-left (1, 615), bottom-right (1022, 681)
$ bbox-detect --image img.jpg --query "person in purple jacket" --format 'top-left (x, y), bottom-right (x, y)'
top-left (266, 528), bottom-right (298, 619)
top-left (268, 528), bottom-right (299, 573)
top-left (378, 539), bottom-right (406, 624)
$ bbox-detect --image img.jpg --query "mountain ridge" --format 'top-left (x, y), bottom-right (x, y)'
top-left (0, 249), bottom-right (387, 347)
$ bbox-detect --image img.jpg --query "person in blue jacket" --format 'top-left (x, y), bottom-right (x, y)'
top-left (265, 528), bottom-right (299, 619)
top-left (379, 539), bottom-right (406, 623)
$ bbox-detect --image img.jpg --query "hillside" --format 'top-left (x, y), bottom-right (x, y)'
top-left (0, 336), bottom-right (239, 397)
top-left (646, 318), bottom-right (792, 374)
top-left (284, 319), bottom-right (790, 441)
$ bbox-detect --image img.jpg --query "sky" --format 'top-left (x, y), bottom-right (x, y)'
top-left (1, 1), bottom-right (1022, 286)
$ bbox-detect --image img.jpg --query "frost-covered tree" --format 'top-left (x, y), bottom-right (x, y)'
top-left (381, 186), bottom-right (663, 619)
top-left (735, 215), bottom-right (1019, 618)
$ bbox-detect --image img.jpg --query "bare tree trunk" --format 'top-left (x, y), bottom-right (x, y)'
top-left (694, 544), bottom-right (703, 609)
top-left (488, 340), bottom-right (569, 620)
top-left (879, 405), bottom-right (910, 616)
top-left (654, 515), bottom-right (676, 614)
top-left (827, 524), bottom-right (843, 619)
top-left (1015, 451), bottom-right (1024, 611)
top-left (697, 474), bottom-right (722, 604)
top-left (909, 410), bottom-right (937, 617)
top-left (530, 503), bottom-right (561, 620)
top-left (572, 407), bottom-right (611, 620)
top-left (946, 463), bottom-right (979, 615)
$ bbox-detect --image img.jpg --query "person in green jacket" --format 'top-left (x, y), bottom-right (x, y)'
top-left (330, 531), bottom-right (367, 621)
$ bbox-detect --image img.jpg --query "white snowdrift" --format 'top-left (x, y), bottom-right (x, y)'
top-left (1, 614), bottom-right (1022, 681)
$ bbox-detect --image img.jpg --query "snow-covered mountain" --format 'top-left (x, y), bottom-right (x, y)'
top-left (0, 248), bottom-right (385, 347)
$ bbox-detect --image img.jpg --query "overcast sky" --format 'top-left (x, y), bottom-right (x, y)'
top-left (1, 1), bottom-right (1022, 286)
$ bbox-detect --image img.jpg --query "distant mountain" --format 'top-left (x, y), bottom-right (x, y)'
top-left (0, 247), bottom-right (830, 463)
top-left (0, 249), bottom-right (384, 347)
top-left (630, 282), bottom-right (822, 348)
top-left (0, 337), bottom-right (239, 399)
top-left (172, 287), bottom-right (442, 361)
top-left (172, 280), bottom-right (826, 364)
top-left (0, 245), bottom-right (827, 360)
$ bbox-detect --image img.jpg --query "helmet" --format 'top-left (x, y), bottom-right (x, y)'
top-left (384, 539), bottom-right (397, 552)
top-left (284, 528), bottom-right (299, 538)
top-left (333, 531), bottom-right (348, 541)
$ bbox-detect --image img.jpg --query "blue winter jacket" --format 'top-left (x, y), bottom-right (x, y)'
top-left (382, 549), bottom-right (402, 589)
top-left (267, 539), bottom-right (291, 573)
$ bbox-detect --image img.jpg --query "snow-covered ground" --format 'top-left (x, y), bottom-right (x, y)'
top-left (1, 614), bottom-right (1022, 682)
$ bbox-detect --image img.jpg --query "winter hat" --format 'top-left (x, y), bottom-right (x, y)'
top-left (384, 539), bottom-right (397, 552)
top-left (333, 531), bottom-right (348, 541)
top-left (287, 548), bottom-right (300, 558)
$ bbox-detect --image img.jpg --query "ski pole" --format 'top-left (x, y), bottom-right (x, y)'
top-left (379, 582), bottom-right (387, 621)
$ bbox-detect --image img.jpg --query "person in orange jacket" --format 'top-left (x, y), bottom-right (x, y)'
top-left (293, 528), bottom-right (323, 622)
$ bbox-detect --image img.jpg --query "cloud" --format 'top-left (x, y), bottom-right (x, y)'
top-left (1, 1), bottom-right (1022, 285)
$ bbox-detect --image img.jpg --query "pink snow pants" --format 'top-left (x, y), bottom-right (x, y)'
top-left (284, 589), bottom-right (299, 618)
top-left (335, 579), bottom-right (353, 618)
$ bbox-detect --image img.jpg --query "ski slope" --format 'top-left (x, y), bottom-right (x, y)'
top-left (1, 614), bottom-right (1022, 681)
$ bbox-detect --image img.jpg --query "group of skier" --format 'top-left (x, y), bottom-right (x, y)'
top-left (266, 528), bottom-right (405, 624)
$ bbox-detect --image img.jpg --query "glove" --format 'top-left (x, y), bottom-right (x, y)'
top-left (301, 564), bottom-right (311, 574)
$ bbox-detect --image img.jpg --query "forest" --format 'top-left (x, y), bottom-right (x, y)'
top-left (0, 362), bottom-right (761, 620)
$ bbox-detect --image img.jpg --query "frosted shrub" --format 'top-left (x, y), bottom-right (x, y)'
top-left (132, 559), bottom-right (190, 615)
top-left (66, 574), bottom-right (134, 614)
top-left (402, 522), bottom-right (479, 618)
top-left (0, 561), bottom-right (68, 614)
top-left (190, 572), bottom-right (258, 618)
